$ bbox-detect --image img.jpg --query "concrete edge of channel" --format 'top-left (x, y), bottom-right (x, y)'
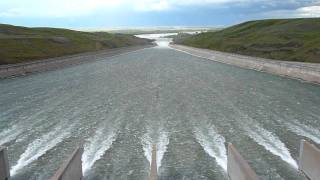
top-left (0, 45), bottom-right (155, 79)
top-left (170, 44), bottom-right (320, 85)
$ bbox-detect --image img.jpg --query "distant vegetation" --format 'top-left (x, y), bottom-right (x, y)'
top-left (0, 24), bottom-right (153, 65)
top-left (106, 27), bottom-right (219, 35)
top-left (175, 18), bottom-right (320, 63)
top-left (170, 33), bottom-right (193, 43)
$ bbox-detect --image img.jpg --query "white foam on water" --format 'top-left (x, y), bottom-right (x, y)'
top-left (10, 126), bottom-right (71, 175)
top-left (82, 127), bottom-right (117, 175)
top-left (135, 33), bottom-right (177, 40)
top-left (141, 131), bottom-right (152, 165)
top-left (156, 131), bottom-right (169, 170)
top-left (136, 33), bottom-right (176, 48)
top-left (0, 126), bottom-right (23, 145)
top-left (2, 92), bottom-right (79, 145)
top-left (155, 39), bottom-right (171, 48)
top-left (194, 126), bottom-right (227, 172)
top-left (285, 121), bottom-right (320, 144)
top-left (0, 104), bottom-right (54, 146)
top-left (141, 129), bottom-right (169, 170)
top-left (244, 124), bottom-right (298, 169)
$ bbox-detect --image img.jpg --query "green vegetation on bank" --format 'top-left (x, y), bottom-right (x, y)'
top-left (175, 18), bottom-right (320, 63)
top-left (169, 33), bottom-right (193, 43)
top-left (0, 24), bottom-right (153, 65)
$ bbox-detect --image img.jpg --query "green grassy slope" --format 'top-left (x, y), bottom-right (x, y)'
top-left (0, 24), bottom-right (153, 65)
top-left (176, 18), bottom-right (320, 63)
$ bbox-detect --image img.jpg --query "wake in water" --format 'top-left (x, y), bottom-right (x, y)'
top-left (10, 125), bottom-right (71, 175)
top-left (0, 125), bottom-right (23, 146)
top-left (81, 106), bottom-right (128, 175)
top-left (141, 128), bottom-right (169, 170)
top-left (157, 132), bottom-right (169, 170)
top-left (142, 131), bottom-right (152, 165)
top-left (285, 120), bottom-right (320, 144)
top-left (82, 127), bottom-right (117, 175)
top-left (0, 91), bottom-right (80, 147)
top-left (243, 124), bottom-right (298, 169)
top-left (194, 126), bottom-right (227, 172)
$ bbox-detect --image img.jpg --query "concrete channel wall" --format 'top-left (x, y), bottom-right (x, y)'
top-left (0, 146), bottom-right (10, 180)
top-left (150, 145), bottom-right (158, 180)
top-left (50, 147), bottom-right (84, 180)
top-left (0, 45), bottom-right (154, 79)
top-left (227, 143), bottom-right (260, 180)
top-left (171, 44), bottom-right (320, 84)
top-left (299, 140), bottom-right (320, 180)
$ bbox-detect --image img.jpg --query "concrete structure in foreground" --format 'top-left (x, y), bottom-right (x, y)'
top-left (150, 144), bottom-right (158, 180)
top-left (0, 146), bottom-right (10, 180)
top-left (299, 140), bottom-right (320, 180)
top-left (0, 45), bottom-right (154, 79)
top-left (2, 140), bottom-right (319, 179)
top-left (227, 143), bottom-right (260, 180)
top-left (50, 146), bottom-right (84, 180)
top-left (171, 44), bottom-right (320, 84)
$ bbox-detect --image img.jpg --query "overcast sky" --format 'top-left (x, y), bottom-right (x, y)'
top-left (0, 0), bottom-right (320, 28)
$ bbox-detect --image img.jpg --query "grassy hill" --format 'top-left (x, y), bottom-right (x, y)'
top-left (176, 18), bottom-right (320, 63)
top-left (0, 24), bottom-right (153, 65)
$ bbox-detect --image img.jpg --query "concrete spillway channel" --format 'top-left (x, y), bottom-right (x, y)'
top-left (1, 140), bottom-right (320, 179)
top-left (0, 45), bottom-right (155, 79)
top-left (0, 146), bottom-right (10, 180)
top-left (299, 140), bottom-right (320, 180)
top-left (150, 145), bottom-right (158, 180)
top-left (227, 143), bottom-right (260, 180)
top-left (170, 44), bottom-right (320, 84)
top-left (49, 146), bottom-right (84, 180)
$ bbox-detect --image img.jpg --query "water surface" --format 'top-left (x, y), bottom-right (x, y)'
top-left (1, 45), bottom-right (320, 180)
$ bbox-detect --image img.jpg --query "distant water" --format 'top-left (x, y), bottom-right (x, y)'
top-left (136, 33), bottom-right (177, 47)
top-left (1, 41), bottom-right (320, 179)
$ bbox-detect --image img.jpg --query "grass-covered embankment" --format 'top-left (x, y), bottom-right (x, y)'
top-left (0, 24), bottom-right (153, 65)
top-left (175, 18), bottom-right (320, 63)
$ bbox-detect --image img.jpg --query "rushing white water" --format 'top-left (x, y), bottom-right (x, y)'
top-left (142, 132), bottom-right (152, 165)
top-left (0, 109), bottom-right (51, 146)
top-left (10, 125), bottom-right (71, 175)
top-left (0, 126), bottom-right (23, 145)
top-left (141, 128), bottom-right (169, 170)
top-left (136, 33), bottom-right (176, 48)
top-left (1, 92), bottom-right (78, 147)
top-left (244, 124), bottom-right (298, 169)
top-left (156, 131), bottom-right (169, 170)
top-left (194, 126), bottom-right (227, 172)
top-left (82, 127), bottom-right (117, 174)
top-left (1, 43), bottom-right (318, 179)
top-left (286, 120), bottom-right (320, 144)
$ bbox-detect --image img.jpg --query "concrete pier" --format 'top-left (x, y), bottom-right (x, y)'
top-left (227, 143), bottom-right (260, 180)
top-left (150, 144), bottom-right (157, 180)
top-left (299, 140), bottom-right (320, 180)
top-left (50, 146), bottom-right (84, 180)
top-left (0, 146), bottom-right (10, 180)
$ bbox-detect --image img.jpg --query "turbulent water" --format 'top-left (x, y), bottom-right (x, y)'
top-left (0, 43), bottom-right (320, 180)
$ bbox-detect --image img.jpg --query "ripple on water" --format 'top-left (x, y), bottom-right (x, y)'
top-left (194, 125), bottom-right (228, 172)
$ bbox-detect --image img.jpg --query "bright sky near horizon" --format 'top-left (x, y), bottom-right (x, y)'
top-left (0, 0), bottom-right (320, 28)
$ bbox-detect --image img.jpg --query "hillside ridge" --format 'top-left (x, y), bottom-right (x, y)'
top-left (175, 18), bottom-right (320, 63)
top-left (0, 24), bottom-right (152, 65)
